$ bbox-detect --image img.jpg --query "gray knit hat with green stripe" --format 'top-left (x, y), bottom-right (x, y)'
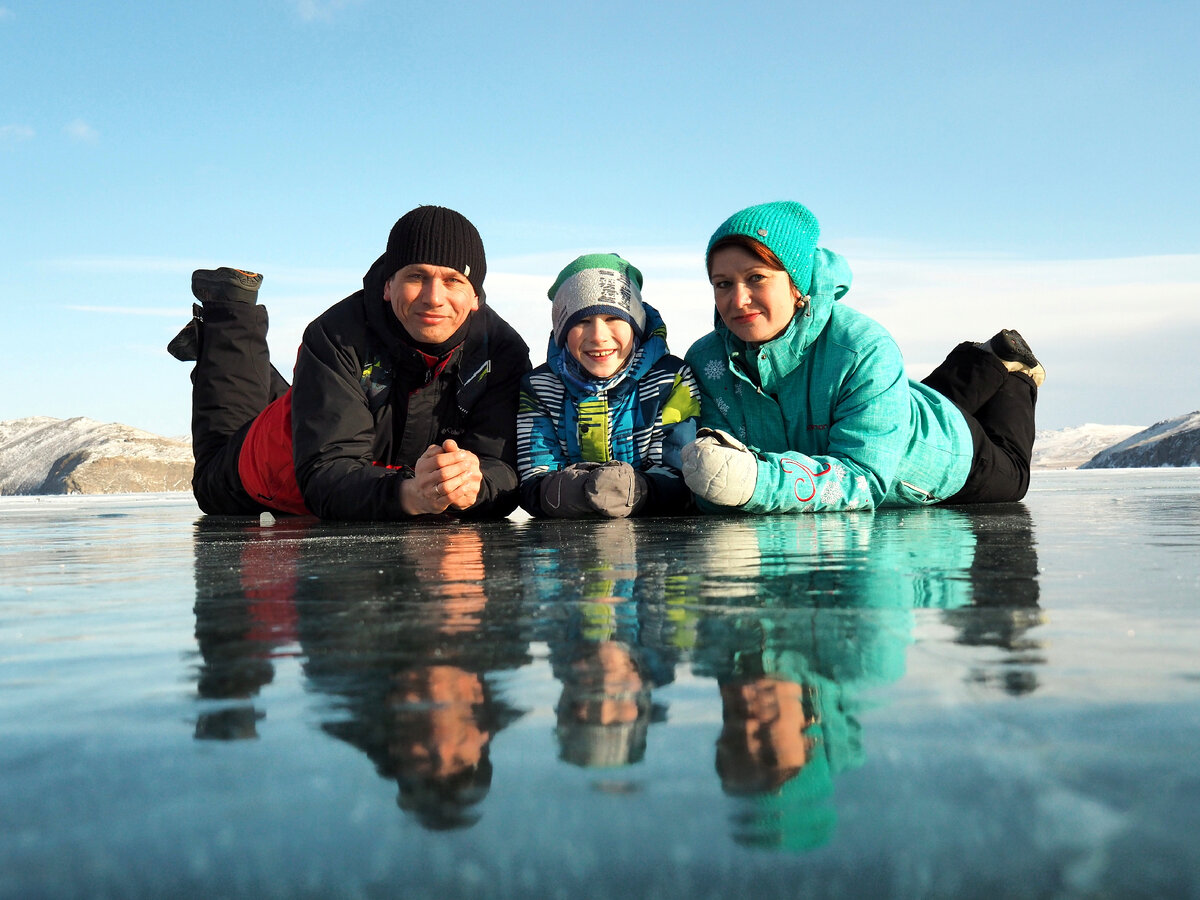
top-left (707, 201), bottom-right (821, 296)
top-left (548, 253), bottom-right (647, 346)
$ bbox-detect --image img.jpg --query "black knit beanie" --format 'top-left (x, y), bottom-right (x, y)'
top-left (382, 205), bottom-right (487, 300)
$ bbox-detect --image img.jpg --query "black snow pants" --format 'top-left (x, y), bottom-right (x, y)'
top-left (190, 301), bottom-right (290, 515)
top-left (922, 342), bottom-right (1038, 504)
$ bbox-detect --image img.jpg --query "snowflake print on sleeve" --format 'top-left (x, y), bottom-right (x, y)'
top-left (819, 463), bottom-right (848, 505)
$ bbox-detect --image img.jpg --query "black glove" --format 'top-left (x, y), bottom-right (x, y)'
top-left (539, 463), bottom-right (604, 518)
top-left (584, 461), bottom-right (647, 518)
top-left (538, 461), bottom-right (648, 518)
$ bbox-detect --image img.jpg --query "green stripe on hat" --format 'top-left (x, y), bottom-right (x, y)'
top-left (547, 253), bottom-right (644, 301)
top-left (548, 253), bottom-right (647, 346)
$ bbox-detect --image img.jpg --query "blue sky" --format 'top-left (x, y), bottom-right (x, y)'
top-left (2, 0), bottom-right (1198, 436)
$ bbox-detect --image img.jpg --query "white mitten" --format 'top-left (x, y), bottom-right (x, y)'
top-left (680, 428), bottom-right (757, 507)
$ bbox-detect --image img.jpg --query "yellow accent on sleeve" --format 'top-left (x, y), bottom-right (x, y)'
top-left (660, 374), bottom-right (701, 425)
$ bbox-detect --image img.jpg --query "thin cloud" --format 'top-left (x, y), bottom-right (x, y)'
top-left (65, 119), bottom-right (99, 143)
top-left (291, 0), bottom-right (361, 22)
top-left (486, 247), bottom-right (1200, 431)
top-left (66, 305), bottom-right (182, 318)
top-left (847, 252), bottom-right (1200, 349)
top-left (1, 124), bottom-right (34, 145)
top-left (575, 246), bottom-right (1200, 353)
top-left (50, 256), bottom-right (201, 276)
top-left (48, 255), bottom-right (357, 286)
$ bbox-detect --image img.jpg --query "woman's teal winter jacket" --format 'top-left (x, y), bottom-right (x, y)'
top-left (684, 248), bottom-right (973, 513)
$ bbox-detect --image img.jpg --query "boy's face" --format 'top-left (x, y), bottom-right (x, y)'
top-left (566, 315), bottom-right (635, 379)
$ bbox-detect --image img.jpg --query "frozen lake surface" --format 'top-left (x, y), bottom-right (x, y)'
top-left (3, 469), bottom-right (1200, 899)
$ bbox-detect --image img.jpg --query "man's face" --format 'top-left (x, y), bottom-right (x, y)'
top-left (384, 263), bottom-right (479, 344)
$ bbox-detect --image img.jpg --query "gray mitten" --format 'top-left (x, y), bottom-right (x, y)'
top-left (584, 461), bottom-right (648, 519)
top-left (680, 428), bottom-right (758, 507)
top-left (539, 463), bottom-right (603, 517)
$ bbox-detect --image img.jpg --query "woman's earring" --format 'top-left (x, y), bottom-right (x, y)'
top-left (796, 294), bottom-right (810, 310)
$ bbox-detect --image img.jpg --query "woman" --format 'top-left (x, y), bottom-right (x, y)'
top-left (681, 201), bottom-right (1043, 513)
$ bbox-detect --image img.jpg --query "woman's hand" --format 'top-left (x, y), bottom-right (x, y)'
top-left (681, 429), bottom-right (758, 507)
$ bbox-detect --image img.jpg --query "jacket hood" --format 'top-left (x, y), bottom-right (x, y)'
top-left (716, 247), bottom-right (853, 360)
top-left (362, 252), bottom-right (399, 352)
top-left (546, 300), bottom-right (672, 398)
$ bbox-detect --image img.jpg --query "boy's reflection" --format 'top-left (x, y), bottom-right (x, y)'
top-left (556, 639), bottom-right (653, 769)
top-left (190, 519), bottom-right (527, 829)
top-left (525, 521), bottom-right (685, 770)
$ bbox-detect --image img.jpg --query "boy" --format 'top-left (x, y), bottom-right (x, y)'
top-left (517, 254), bottom-right (699, 518)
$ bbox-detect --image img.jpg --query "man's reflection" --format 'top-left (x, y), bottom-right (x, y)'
top-left (191, 517), bottom-right (307, 740)
top-left (191, 519), bottom-right (528, 829)
top-left (365, 663), bottom-right (505, 830)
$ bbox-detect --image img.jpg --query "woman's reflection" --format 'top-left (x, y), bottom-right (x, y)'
top-left (690, 506), bottom-right (1042, 850)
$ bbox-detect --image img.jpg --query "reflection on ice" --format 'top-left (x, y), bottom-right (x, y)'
top-left (2, 470), bottom-right (1199, 896)
top-left (185, 501), bottom-right (1047, 850)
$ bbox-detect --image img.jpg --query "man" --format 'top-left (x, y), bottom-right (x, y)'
top-left (169, 205), bottom-right (530, 520)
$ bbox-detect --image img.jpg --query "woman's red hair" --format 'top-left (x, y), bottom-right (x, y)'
top-left (707, 235), bottom-right (788, 276)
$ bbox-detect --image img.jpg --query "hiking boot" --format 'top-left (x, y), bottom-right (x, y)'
top-left (989, 329), bottom-right (1039, 368)
top-left (192, 267), bottom-right (262, 305)
top-left (167, 303), bottom-right (203, 361)
top-left (981, 329), bottom-right (1045, 387)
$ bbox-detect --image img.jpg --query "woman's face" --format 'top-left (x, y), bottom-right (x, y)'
top-left (709, 245), bottom-right (800, 344)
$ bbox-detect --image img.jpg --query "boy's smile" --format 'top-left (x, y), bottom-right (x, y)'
top-left (566, 315), bottom-right (635, 379)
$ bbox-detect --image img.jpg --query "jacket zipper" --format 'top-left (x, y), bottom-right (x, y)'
top-left (900, 481), bottom-right (938, 502)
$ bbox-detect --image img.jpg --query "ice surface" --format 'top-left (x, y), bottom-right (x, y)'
top-left (2, 470), bottom-right (1199, 898)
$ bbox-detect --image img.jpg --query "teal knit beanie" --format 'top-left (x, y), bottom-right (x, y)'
top-left (707, 201), bottom-right (821, 297)
top-left (548, 253), bottom-right (646, 346)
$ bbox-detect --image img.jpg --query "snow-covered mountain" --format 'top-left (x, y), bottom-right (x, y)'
top-left (1081, 411), bottom-right (1200, 469)
top-left (0, 412), bottom-right (1194, 497)
top-left (0, 417), bottom-right (192, 495)
top-left (1031, 423), bottom-right (1145, 470)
